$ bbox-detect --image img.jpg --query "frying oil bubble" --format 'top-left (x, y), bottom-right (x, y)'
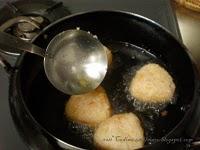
top-left (67, 121), bottom-right (94, 145)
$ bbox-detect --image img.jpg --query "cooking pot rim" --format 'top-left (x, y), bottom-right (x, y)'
top-left (9, 10), bottom-right (200, 149)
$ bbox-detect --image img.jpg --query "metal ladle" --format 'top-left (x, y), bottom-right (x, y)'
top-left (0, 30), bottom-right (108, 95)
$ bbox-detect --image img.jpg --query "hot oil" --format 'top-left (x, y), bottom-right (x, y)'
top-left (64, 41), bottom-right (178, 147)
top-left (104, 41), bottom-right (178, 144)
top-left (65, 120), bottom-right (94, 148)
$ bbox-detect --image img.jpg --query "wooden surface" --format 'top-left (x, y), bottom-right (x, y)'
top-left (172, 0), bottom-right (200, 71)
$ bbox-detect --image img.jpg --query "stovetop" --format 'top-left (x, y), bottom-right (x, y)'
top-left (59, 0), bottom-right (181, 39)
top-left (0, 0), bottom-right (180, 149)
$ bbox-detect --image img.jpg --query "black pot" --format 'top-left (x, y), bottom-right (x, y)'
top-left (1, 11), bottom-right (200, 150)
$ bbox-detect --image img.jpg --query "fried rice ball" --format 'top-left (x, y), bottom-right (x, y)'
top-left (65, 86), bottom-right (112, 126)
top-left (129, 63), bottom-right (175, 103)
top-left (94, 113), bottom-right (144, 150)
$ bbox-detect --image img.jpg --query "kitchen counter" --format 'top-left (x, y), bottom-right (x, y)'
top-left (171, 0), bottom-right (200, 71)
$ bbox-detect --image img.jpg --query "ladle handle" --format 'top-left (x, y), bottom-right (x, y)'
top-left (0, 32), bottom-right (45, 57)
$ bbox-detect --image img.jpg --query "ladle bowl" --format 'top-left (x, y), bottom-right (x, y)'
top-left (0, 30), bottom-right (108, 95)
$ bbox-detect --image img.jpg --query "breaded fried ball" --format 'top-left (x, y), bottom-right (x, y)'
top-left (129, 63), bottom-right (175, 103)
top-left (65, 86), bottom-right (112, 126)
top-left (94, 113), bottom-right (144, 150)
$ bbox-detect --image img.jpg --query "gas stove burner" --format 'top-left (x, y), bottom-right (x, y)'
top-left (0, 0), bottom-right (70, 56)
top-left (12, 16), bottom-right (49, 41)
top-left (0, 15), bottom-right (50, 42)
